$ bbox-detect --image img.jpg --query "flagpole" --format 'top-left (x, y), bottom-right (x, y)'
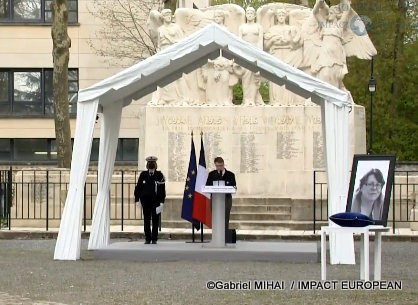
top-left (184, 130), bottom-right (209, 243)
top-left (187, 130), bottom-right (199, 243)
top-left (191, 130), bottom-right (195, 243)
top-left (200, 131), bottom-right (204, 243)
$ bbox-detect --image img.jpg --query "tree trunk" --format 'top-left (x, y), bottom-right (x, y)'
top-left (51, 0), bottom-right (72, 168)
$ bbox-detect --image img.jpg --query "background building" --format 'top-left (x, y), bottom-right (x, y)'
top-left (0, 0), bottom-right (146, 166)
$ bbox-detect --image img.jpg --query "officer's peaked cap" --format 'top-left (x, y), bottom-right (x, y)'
top-left (146, 156), bottom-right (158, 162)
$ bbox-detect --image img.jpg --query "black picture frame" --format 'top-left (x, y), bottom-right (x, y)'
top-left (346, 154), bottom-right (396, 227)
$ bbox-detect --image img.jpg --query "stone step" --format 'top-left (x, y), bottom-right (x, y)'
top-left (4, 218), bottom-right (328, 231)
top-left (227, 198), bottom-right (294, 206)
top-left (231, 204), bottom-right (291, 213)
top-left (230, 212), bottom-right (291, 221)
top-left (157, 220), bottom-right (323, 231)
top-left (105, 198), bottom-right (294, 206)
top-left (231, 220), bottom-right (326, 231)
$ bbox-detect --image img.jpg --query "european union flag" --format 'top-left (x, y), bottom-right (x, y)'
top-left (181, 136), bottom-right (200, 230)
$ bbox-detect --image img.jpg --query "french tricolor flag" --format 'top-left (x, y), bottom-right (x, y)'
top-left (192, 135), bottom-right (212, 228)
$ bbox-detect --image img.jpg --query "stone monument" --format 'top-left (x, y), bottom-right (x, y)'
top-left (140, 1), bottom-right (376, 223)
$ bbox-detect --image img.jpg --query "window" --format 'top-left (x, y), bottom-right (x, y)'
top-left (91, 138), bottom-right (139, 162)
top-left (44, 0), bottom-right (77, 23)
top-left (14, 138), bottom-right (48, 161)
top-left (0, 0), bottom-right (77, 23)
top-left (0, 71), bottom-right (9, 112)
top-left (44, 69), bottom-right (78, 115)
top-left (0, 0), bottom-right (9, 19)
top-left (117, 138), bottom-right (139, 161)
top-left (0, 139), bottom-right (11, 161)
top-left (0, 68), bottom-right (78, 116)
top-left (13, 0), bottom-right (41, 20)
top-left (13, 71), bottom-right (42, 114)
top-left (90, 138), bottom-right (100, 162)
top-left (0, 138), bottom-right (139, 163)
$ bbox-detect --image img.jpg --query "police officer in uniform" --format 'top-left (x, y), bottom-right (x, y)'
top-left (134, 156), bottom-right (166, 244)
top-left (206, 157), bottom-right (236, 236)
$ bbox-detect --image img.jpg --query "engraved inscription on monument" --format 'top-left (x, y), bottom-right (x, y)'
top-left (203, 132), bottom-right (224, 166)
top-left (276, 131), bottom-right (302, 160)
top-left (144, 105), bottom-right (365, 197)
top-left (240, 134), bottom-right (263, 173)
top-left (168, 132), bottom-right (188, 182)
top-left (313, 131), bottom-right (326, 169)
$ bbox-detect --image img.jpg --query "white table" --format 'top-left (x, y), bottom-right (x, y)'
top-left (321, 225), bottom-right (390, 281)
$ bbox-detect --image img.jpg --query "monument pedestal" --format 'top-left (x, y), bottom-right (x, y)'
top-left (139, 105), bottom-right (366, 204)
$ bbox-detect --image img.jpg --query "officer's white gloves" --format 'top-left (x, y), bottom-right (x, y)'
top-left (156, 203), bottom-right (164, 215)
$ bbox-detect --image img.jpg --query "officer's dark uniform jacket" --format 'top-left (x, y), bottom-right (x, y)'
top-left (134, 170), bottom-right (166, 207)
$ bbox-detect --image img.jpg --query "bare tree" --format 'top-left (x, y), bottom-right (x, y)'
top-left (87, 0), bottom-right (164, 64)
top-left (51, 0), bottom-right (72, 168)
top-left (88, 0), bottom-right (311, 64)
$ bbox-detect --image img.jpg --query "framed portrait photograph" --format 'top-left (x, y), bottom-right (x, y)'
top-left (346, 155), bottom-right (396, 227)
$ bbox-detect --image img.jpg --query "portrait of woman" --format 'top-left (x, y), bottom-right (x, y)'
top-left (350, 168), bottom-right (386, 220)
top-left (346, 155), bottom-right (396, 226)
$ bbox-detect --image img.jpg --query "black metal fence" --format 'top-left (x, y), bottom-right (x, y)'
top-left (0, 168), bottom-right (144, 231)
top-left (2, 168), bottom-right (417, 233)
top-left (0, 168), bottom-right (12, 229)
top-left (313, 170), bottom-right (418, 233)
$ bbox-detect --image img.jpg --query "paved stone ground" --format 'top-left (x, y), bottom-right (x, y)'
top-left (0, 239), bottom-right (417, 305)
top-left (0, 292), bottom-right (66, 305)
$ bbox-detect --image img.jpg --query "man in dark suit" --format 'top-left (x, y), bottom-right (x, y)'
top-left (134, 156), bottom-right (166, 244)
top-left (206, 157), bottom-right (236, 234)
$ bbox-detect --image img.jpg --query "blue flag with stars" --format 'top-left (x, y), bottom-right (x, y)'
top-left (181, 137), bottom-right (200, 230)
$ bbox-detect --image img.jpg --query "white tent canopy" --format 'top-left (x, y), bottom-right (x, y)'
top-left (54, 23), bottom-right (355, 263)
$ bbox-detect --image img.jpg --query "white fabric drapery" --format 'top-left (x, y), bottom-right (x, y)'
top-left (54, 99), bottom-right (99, 260)
top-left (322, 101), bottom-right (355, 264)
top-left (88, 101), bottom-right (124, 250)
top-left (54, 24), bottom-right (358, 262)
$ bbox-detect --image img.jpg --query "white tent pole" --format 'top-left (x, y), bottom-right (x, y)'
top-left (54, 99), bottom-right (99, 260)
top-left (322, 101), bottom-right (355, 265)
top-left (88, 101), bottom-right (124, 250)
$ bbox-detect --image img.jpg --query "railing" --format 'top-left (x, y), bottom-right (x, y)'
top-left (313, 170), bottom-right (418, 233)
top-left (0, 168), bottom-right (12, 229)
top-left (0, 168), bottom-right (144, 231)
top-left (2, 168), bottom-right (417, 233)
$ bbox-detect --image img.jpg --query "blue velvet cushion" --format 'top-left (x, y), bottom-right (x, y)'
top-left (329, 212), bottom-right (375, 227)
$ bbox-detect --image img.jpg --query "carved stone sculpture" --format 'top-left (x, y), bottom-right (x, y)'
top-left (307, 0), bottom-right (377, 89)
top-left (201, 57), bottom-right (239, 106)
top-left (263, 8), bottom-right (303, 105)
top-left (238, 7), bottom-right (265, 106)
top-left (148, 9), bottom-right (190, 106)
top-left (146, 1), bottom-right (377, 106)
